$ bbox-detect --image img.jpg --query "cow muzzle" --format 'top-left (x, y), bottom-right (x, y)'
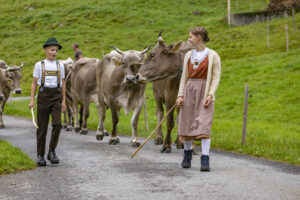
top-left (14, 88), bottom-right (22, 94)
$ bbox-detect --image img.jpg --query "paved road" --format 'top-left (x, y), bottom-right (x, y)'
top-left (0, 115), bottom-right (299, 200)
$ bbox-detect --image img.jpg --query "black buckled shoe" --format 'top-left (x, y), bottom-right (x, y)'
top-left (181, 150), bottom-right (193, 168)
top-left (200, 155), bottom-right (210, 172)
top-left (36, 155), bottom-right (46, 167)
top-left (47, 149), bottom-right (59, 164)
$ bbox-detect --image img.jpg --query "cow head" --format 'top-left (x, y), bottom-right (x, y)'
top-left (60, 57), bottom-right (74, 78)
top-left (111, 46), bottom-right (150, 85)
top-left (138, 32), bottom-right (191, 82)
top-left (5, 63), bottom-right (23, 94)
top-left (0, 68), bottom-right (13, 101)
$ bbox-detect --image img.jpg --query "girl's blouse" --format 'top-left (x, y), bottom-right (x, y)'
top-left (188, 56), bottom-right (208, 79)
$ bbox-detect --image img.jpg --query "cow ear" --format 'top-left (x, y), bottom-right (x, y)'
top-left (111, 56), bottom-right (122, 66)
top-left (168, 40), bottom-right (182, 53)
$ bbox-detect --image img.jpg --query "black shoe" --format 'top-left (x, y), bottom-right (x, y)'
top-left (200, 155), bottom-right (210, 172)
top-left (36, 155), bottom-right (46, 167)
top-left (181, 150), bottom-right (193, 168)
top-left (47, 149), bottom-right (59, 164)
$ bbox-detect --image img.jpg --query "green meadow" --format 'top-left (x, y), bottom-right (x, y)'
top-left (0, 0), bottom-right (299, 165)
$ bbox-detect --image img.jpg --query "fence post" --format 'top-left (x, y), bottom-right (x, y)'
top-left (242, 84), bottom-right (248, 145)
top-left (228, 0), bottom-right (231, 25)
top-left (236, 0), bottom-right (238, 9)
top-left (266, 23), bottom-right (270, 48)
top-left (286, 24), bottom-right (289, 52)
top-left (292, 8), bottom-right (296, 31)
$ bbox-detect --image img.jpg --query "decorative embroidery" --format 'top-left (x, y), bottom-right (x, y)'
top-left (190, 48), bottom-right (209, 70)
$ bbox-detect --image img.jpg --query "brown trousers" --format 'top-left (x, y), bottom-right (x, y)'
top-left (36, 87), bottom-right (62, 156)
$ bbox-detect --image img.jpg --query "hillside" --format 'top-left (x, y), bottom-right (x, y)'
top-left (0, 0), bottom-right (299, 164)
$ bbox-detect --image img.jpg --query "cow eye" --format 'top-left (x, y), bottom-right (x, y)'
top-left (150, 53), bottom-right (155, 58)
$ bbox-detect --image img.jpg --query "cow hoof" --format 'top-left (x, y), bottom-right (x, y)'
top-left (160, 146), bottom-right (171, 153)
top-left (104, 131), bottom-right (109, 136)
top-left (62, 124), bottom-right (67, 129)
top-left (108, 138), bottom-right (119, 145)
top-left (80, 130), bottom-right (88, 135)
top-left (131, 141), bottom-right (141, 147)
top-left (0, 124), bottom-right (4, 129)
top-left (65, 127), bottom-right (73, 131)
top-left (75, 127), bottom-right (80, 133)
top-left (176, 142), bottom-right (184, 149)
top-left (96, 134), bottom-right (104, 140)
top-left (154, 138), bottom-right (163, 145)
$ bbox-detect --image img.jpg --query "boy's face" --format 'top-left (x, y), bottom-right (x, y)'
top-left (44, 45), bottom-right (59, 61)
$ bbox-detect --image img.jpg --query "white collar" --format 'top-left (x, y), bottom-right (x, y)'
top-left (190, 48), bottom-right (209, 69)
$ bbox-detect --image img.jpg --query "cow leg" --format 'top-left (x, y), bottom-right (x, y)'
top-left (72, 98), bottom-right (80, 133)
top-left (79, 105), bottom-right (83, 130)
top-left (108, 104), bottom-right (120, 145)
top-left (80, 97), bottom-right (89, 135)
top-left (0, 107), bottom-right (3, 129)
top-left (175, 108), bottom-right (184, 149)
top-left (62, 111), bottom-right (67, 129)
top-left (154, 98), bottom-right (164, 145)
top-left (130, 102), bottom-right (143, 147)
top-left (161, 101), bottom-right (175, 153)
top-left (66, 102), bottom-right (73, 131)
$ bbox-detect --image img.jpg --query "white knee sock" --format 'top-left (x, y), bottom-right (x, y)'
top-left (184, 140), bottom-right (193, 151)
top-left (201, 139), bottom-right (211, 155)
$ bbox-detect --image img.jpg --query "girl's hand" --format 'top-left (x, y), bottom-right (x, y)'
top-left (204, 95), bottom-right (212, 107)
top-left (176, 96), bottom-right (184, 107)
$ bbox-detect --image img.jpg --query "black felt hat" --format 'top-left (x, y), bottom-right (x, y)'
top-left (43, 37), bottom-right (62, 49)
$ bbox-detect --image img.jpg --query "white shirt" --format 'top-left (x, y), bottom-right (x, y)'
top-left (190, 48), bottom-right (209, 69)
top-left (33, 59), bottom-right (65, 88)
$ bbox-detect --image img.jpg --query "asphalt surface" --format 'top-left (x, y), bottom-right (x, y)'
top-left (0, 115), bottom-right (299, 200)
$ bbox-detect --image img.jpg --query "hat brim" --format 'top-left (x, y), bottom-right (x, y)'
top-left (43, 44), bottom-right (62, 50)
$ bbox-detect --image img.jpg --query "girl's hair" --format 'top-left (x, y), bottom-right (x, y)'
top-left (190, 26), bottom-right (210, 42)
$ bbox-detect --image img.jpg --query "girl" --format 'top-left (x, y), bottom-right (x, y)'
top-left (176, 27), bottom-right (221, 171)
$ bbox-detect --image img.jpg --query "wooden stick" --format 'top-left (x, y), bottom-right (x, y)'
top-left (286, 24), bottom-right (289, 52)
top-left (292, 8), bottom-right (295, 31)
top-left (242, 84), bottom-right (248, 145)
top-left (266, 23), bottom-right (269, 48)
top-left (228, 0), bottom-right (231, 25)
top-left (143, 96), bottom-right (149, 131)
top-left (31, 108), bottom-right (39, 129)
top-left (131, 104), bottom-right (177, 158)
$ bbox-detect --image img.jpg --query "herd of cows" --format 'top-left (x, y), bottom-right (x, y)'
top-left (1, 33), bottom-right (192, 153)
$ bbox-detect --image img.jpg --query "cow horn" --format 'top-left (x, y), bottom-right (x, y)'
top-left (141, 45), bottom-right (151, 55)
top-left (5, 66), bottom-right (11, 72)
top-left (112, 46), bottom-right (124, 55)
top-left (20, 63), bottom-right (24, 68)
top-left (158, 30), bottom-right (164, 45)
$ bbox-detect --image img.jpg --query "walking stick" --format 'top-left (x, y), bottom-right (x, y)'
top-left (31, 108), bottom-right (39, 129)
top-left (131, 104), bottom-right (177, 158)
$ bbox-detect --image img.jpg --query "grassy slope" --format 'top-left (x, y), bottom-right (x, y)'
top-left (0, 0), bottom-right (299, 164)
top-left (0, 139), bottom-right (36, 175)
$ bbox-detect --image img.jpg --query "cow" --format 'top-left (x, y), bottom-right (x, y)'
top-left (71, 58), bottom-right (108, 135)
top-left (60, 58), bottom-right (75, 131)
top-left (95, 46), bottom-right (150, 146)
top-left (0, 63), bottom-right (23, 128)
top-left (137, 32), bottom-right (192, 153)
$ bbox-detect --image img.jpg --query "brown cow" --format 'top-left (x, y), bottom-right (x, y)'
top-left (60, 58), bottom-right (75, 131)
top-left (95, 46), bottom-right (149, 146)
top-left (0, 63), bottom-right (23, 128)
top-left (71, 58), bottom-right (107, 135)
top-left (138, 33), bottom-right (191, 153)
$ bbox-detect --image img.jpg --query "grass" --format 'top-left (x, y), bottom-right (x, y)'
top-left (0, 139), bottom-right (36, 175)
top-left (0, 0), bottom-right (299, 165)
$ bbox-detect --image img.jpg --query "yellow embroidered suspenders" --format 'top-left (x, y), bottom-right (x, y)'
top-left (40, 61), bottom-right (61, 92)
